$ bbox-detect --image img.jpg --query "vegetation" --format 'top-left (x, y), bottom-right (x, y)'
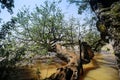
top-left (0, 0), bottom-right (14, 13)
top-left (0, 0), bottom-right (101, 67)
top-left (2, 0), bottom-right (118, 79)
top-left (13, 1), bottom-right (69, 53)
top-left (68, 0), bottom-right (120, 78)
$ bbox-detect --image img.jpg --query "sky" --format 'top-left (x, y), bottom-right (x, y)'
top-left (0, 0), bottom-right (80, 22)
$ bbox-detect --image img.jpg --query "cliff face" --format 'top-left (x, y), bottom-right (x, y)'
top-left (90, 0), bottom-right (120, 77)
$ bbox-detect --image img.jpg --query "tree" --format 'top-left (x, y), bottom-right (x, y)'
top-left (13, 1), bottom-right (68, 54)
top-left (0, 0), bottom-right (14, 14)
top-left (67, 0), bottom-right (120, 77)
top-left (0, 0), bottom-right (15, 43)
top-left (0, 0), bottom-right (102, 79)
top-left (90, 0), bottom-right (120, 77)
top-left (64, 16), bottom-right (78, 44)
top-left (67, 0), bottom-right (103, 48)
top-left (0, 18), bottom-right (27, 69)
top-left (79, 15), bottom-right (101, 51)
top-left (0, 18), bottom-right (15, 39)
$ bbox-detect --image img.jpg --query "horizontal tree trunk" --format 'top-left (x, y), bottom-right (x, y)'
top-left (49, 43), bottom-right (80, 80)
top-left (45, 42), bottom-right (94, 80)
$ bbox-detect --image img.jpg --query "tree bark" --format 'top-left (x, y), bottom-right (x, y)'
top-left (45, 42), bottom-right (94, 80)
top-left (48, 43), bottom-right (80, 80)
top-left (89, 0), bottom-right (120, 78)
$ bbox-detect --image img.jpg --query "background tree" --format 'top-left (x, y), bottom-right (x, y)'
top-left (12, 1), bottom-right (68, 55)
top-left (0, 18), bottom-right (27, 68)
top-left (0, 0), bottom-right (14, 14)
top-left (67, 0), bottom-right (107, 50)
top-left (64, 16), bottom-right (78, 44)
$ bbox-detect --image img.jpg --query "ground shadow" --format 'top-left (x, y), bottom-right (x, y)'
top-left (79, 59), bottom-right (100, 80)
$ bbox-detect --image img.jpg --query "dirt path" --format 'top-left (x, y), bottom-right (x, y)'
top-left (80, 53), bottom-right (119, 80)
top-left (31, 53), bottom-right (119, 80)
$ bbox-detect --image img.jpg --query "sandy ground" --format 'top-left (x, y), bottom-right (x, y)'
top-left (80, 53), bottom-right (119, 80)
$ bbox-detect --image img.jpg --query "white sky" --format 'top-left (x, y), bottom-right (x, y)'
top-left (0, 0), bottom-right (80, 22)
